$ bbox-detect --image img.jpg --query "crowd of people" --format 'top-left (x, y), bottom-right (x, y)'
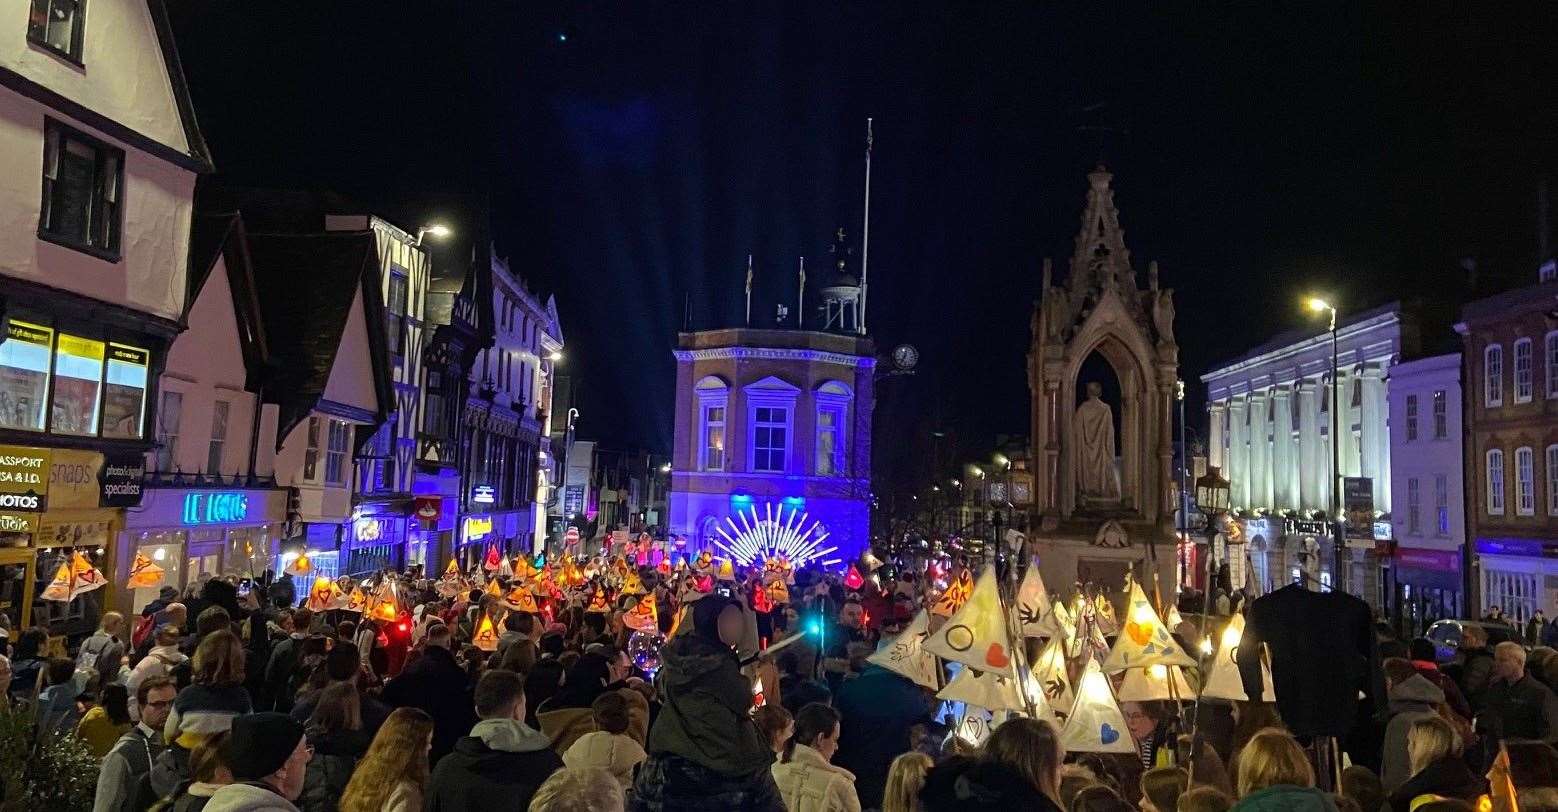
top-left (0, 550), bottom-right (1553, 812)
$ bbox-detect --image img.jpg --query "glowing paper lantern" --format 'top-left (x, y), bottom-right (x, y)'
top-left (1117, 663), bottom-right (1196, 702)
top-left (472, 611), bottom-right (499, 652)
top-left (1100, 581), bottom-right (1196, 672)
top-left (345, 586), bottom-right (367, 613)
top-left (937, 665), bottom-right (1027, 713)
top-left (285, 552), bottom-right (312, 577)
top-left (624, 593), bottom-right (658, 632)
top-left (126, 552), bottom-right (166, 589)
top-left (930, 568), bottom-right (973, 617)
top-left (1060, 659), bottom-right (1135, 754)
top-left (306, 576), bottom-right (343, 612)
top-left (484, 578), bottom-right (503, 598)
top-left (867, 608), bottom-right (942, 691)
top-left (1201, 613), bottom-right (1275, 701)
top-left (716, 558), bottom-right (735, 581)
top-left (1015, 565), bottom-right (1054, 638)
top-left (923, 567), bottom-right (1016, 673)
top-left (482, 545), bottom-right (501, 572)
top-left (38, 562), bottom-right (73, 602)
top-left (843, 564), bottom-right (865, 591)
top-left (1030, 636), bottom-right (1076, 724)
top-left (503, 586), bottom-right (539, 614)
top-left (585, 590), bottom-right (611, 614)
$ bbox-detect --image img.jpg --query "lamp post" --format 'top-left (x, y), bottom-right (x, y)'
top-left (1307, 297), bottom-right (1344, 593)
top-left (1189, 465), bottom-right (1231, 753)
top-left (415, 223), bottom-right (451, 247)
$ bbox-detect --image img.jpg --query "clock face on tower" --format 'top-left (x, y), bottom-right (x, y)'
top-left (892, 344), bottom-right (919, 370)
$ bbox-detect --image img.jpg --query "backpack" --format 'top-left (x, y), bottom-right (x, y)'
top-left (132, 615), bottom-right (157, 649)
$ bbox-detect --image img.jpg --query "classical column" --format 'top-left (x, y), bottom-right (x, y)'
top-left (1360, 367), bottom-right (1388, 512)
top-left (1271, 386), bottom-right (1294, 510)
top-left (1208, 401), bottom-right (1227, 469)
top-left (1228, 396), bottom-right (1249, 508)
top-left (1248, 390), bottom-right (1272, 509)
top-left (1338, 371), bottom-right (1361, 479)
top-left (1297, 380), bottom-right (1321, 512)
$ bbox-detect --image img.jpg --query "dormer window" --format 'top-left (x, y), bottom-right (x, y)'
top-left (28, 0), bottom-right (84, 63)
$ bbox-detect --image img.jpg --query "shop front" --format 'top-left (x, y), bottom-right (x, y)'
top-left (119, 486), bottom-right (287, 613)
top-left (1475, 537), bottom-right (1556, 630)
top-left (1391, 546), bottom-right (1463, 635)
top-left (344, 511), bottom-right (406, 577)
top-left (455, 513), bottom-right (495, 571)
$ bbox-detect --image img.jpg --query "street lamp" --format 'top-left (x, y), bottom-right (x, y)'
top-left (1307, 296), bottom-right (1344, 593)
top-left (415, 223), bottom-right (452, 246)
top-left (1190, 464), bottom-right (1231, 759)
top-left (548, 351), bottom-right (563, 362)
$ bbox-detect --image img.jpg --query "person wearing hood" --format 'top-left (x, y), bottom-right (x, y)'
top-left (1387, 715), bottom-right (1487, 812)
top-left (632, 593), bottom-right (784, 812)
top-left (204, 713), bottom-right (311, 812)
top-left (536, 651), bottom-right (649, 754)
top-left (425, 669), bottom-right (562, 812)
top-left (1381, 659), bottom-right (1447, 792)
top-left (1406, 638), bottom-right (1472, 721)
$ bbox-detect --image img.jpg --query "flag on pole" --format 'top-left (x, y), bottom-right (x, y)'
top-left (867, 609), bottom-right (942, 691)
top-left (1200, 613), bottom-right (1274, 701)
top-left (1100, 581), bottom-right (1196, 672)
top-left (1060, 659), bottom-right (1136, 754)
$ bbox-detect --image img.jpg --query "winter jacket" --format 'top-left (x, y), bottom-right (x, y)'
top-left (424, 718), bottom-right (563, 812)
top-left (165, 781), bottom-right (223, 812)
top-left (771, 744), bottom-right (862, 812)
top-left (128, 646), bottom-right (188, 722)
top-left (562, 730), bottom-right (647, 791)
top-left (631, 752), bottom-right (786, 812)
top-left (78, 705), bottom-right (133, 758)
top-left (645, 633), bottom-right (772, 777)
top-left (202, 782), bottom-right (300, 812)
top-left (1381, 674), bottom-right (1445, 792)
top-left (166, 683), bottom-right (252, 748)
top-left (1456, 646), bottom-right (1496, 711)
top-left (1388, 756), bottom-right (1488, 812)
top-left (35, 678), bottom-right (84, 738)
top-left (289, 689), bottom-right (392, 738)
top-left (296, 729), bottom-right (368, 812)
top-left (538, 687), bottom-right (649, 754)
top-left (832, 664), bottom-right (933, 810)
top-left (93, 722), bottom-right (165, 812)
top-left (1231, 785), bottom-right (1340, 812)
top-left (380, 645), bottom-right (474, 765)
top-left (1477, 673), bottom-right (1558, 745)
top-left (1409, 660), bottom-right (1472, 721)
top-left (262, 634), bottom-right (309, 712)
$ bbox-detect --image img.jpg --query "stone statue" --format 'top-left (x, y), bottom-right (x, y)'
top-left (1152, 288), bottom-right (1176, 345)
top-left (1075, 381), bottom-right (1121, 501)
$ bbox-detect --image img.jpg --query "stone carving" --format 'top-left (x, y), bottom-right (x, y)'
top-left (1075, 382), bottom-right (1121, 501)
top-left (1152, 288), bottom-right (1175, 345)
top-left (1092, 520), bottom-right (1129, 549)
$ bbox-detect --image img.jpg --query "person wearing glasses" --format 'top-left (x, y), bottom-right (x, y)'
top-left (94, 675), bottom-right (177, 812)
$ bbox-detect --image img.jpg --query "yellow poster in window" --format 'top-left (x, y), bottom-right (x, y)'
top-left (57, 334), bottom-right (104, 361)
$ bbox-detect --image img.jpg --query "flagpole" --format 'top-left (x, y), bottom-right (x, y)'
top-left (797, 257), bottom-right (806, 329)
top-left (858, 117), bottom-right (872, 336)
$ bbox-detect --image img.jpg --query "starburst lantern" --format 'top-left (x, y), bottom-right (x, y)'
top-left (1117, 663), bottom-right (1197, 702)
top-left (1201, 613), bottom-right (1275, 701)
top-left (1060, 659), bottom-right (1136, 754)
top-left (713, 502), bottom-right (839, 569)
top-left (126, 552), bottom-right (166, 589)
top-left (1100, 581), bottom-right (1196, 672)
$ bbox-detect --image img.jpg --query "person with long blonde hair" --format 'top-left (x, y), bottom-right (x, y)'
top-left (1387, 716), bottom-right (1486, 812)
top-left (882, 751), bottom-right (933, 812)
top-left (1230, 728), bottom-right (1334, 811)
top-left (339, 708), bottom-right (435, 812)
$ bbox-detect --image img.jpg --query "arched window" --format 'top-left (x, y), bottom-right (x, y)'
top-left (694, 376), bottom-right (729, 472)
top-left (814, 380), bottom-right (852, 477)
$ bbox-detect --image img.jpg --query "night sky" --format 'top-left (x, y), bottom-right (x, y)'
top-left (166, 2), bottom-right (1558, 491)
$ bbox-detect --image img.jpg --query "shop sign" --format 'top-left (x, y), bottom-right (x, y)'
top-left (1283, 517), bottom-right (1330, 537)
top-left (1343, 477), bottom-right (1374, 538)
top-left (1396, 547), bottom-right (1460, 572)
top-left (563, 484), bottom-right (585, 517)
top-left (1476, 537), bottom-right (1557, 559)
top-left (471, 484), bottom-right (496, 504)
top-left (182, 492), bottom-right (251, 525)
top-left (354, 517), bottom-right (384, 542)
top-left (49, 449), bottom-right (103, 509)
top-left (36, 511), bottom-right (113, 546)
top-left (100, 452), bottom-right (145, 507)
top-left (414, 497), bottom-right (441, 525)
top-left (0, 513), bottom-right (36, 533)
top-left (1373, 520), bottom-right (1393, 541)
top-left (462, 515), bottom-right (493, 542)
top-left (0, 445), bottom-right (50, 510)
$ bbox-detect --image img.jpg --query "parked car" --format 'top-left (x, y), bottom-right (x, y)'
top-left (1425, 619), bottom-right (1519, 662)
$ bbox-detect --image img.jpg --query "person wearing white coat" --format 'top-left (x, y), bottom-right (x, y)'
top-left (771, 703), bottom-right (861, 812)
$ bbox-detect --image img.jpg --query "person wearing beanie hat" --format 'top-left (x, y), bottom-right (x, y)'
top-left (204, 713), bottom-right (311, 812)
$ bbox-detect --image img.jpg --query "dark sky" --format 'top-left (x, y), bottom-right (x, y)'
top-left (167, 2), bottom-right (1558, 489)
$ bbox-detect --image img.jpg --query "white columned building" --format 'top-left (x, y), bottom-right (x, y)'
top-left (1202, 302), bottom-right (1414, 609)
